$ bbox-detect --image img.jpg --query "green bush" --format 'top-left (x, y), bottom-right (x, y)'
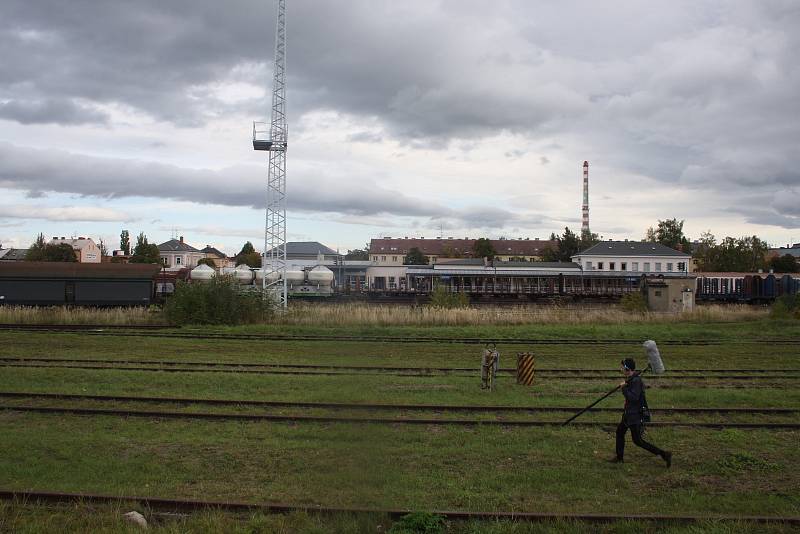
top-left (163, 275), bottom-right (275, 326)
top-left (620, 292), bottom-right (648, 313)
top-left (428, 285), bottom-right (469, 309)
top-left (388, 512), bottom-right (445, 534)
top-left (770, 294), bottom-right (800, 319)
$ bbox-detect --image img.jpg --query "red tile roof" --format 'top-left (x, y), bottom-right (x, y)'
top-left (369, 238), bottom-right (557, 257)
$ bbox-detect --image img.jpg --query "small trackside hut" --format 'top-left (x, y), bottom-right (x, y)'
top-left (0, 262), bottom-right (161, 306)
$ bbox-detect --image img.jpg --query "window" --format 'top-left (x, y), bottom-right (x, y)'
top-left (655, 262), bottom-right (662, 272)
top-left (176, 256), bottom-right (181, 265)
top-left (597, 262), bottom-right (604, 270)
top-left (644, 262), bottom-right (650, 272)
top-left (655, 290), bottom-right (662, 297)
top-left (372, 256), bottom-right (378, 262)
top-left (678, 262), bottom-right (686, 272)
top-left (392, 256), bottom-right (398, 262)
top-left (621, 262), bottom-right (627, 271)
top-left (667, 262), bottom-right (674, 272)
top-left (609, 262), bottom-right (616, 271)
top-left (632, 262), bottom-right (638, 271)
top-left (388, 276), bottom-right (396, 288)
top-left (381, 256), bottom-right (386, 262)
top-left (585, 261), bottom-right (593, 270)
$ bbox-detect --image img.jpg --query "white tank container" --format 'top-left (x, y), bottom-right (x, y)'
top-left (190, 264), bottom-right (215, 282)
top-left (234, 264), bottom-right (254, 284)
top-left (255, 269), bottom-right (280, 284)
top-left (285, 269), bottom-right (305, 284)
top-left (307, 265), bottom-right (334, 286)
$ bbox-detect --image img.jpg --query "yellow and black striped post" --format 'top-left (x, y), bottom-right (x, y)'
top-left (516, 353), bottom-right (535, 385)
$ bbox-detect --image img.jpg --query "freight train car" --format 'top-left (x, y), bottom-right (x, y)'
top-left (0, 262), bottom-right (161, 306)
top-left (695, 272), bottom-right (800, 302)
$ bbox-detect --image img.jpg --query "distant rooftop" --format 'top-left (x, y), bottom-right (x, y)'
top-left (201, 245), bottom-right (227, 258)
top-left (577, 241), bottom-right (690, 257)
top-left (267, 241), bottom-right (338, 256)
top-left (158, 238), bottom-right (199, 253)
top-left (0, 248), bottom-right (28, 261)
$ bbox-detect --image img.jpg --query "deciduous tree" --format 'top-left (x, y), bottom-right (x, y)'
top-left (404, 247), bottom-right (429, 265)
top-left (472, 238), bottom-right (497, 260)
top-left (120, 230), bottom-right (130, 255)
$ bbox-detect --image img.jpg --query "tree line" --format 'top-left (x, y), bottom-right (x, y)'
top-left (20, 222), bottom-right (798, 273)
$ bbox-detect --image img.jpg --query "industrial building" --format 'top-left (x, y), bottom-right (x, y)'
top-left (265, 242), bottom-right (367, 293)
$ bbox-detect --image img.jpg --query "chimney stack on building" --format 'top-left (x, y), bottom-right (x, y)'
top-left (581, 161), bottom-right (590, 236)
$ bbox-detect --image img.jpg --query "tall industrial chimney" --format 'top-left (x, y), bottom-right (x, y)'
top-left (581, 161), bottom-right (590, 236)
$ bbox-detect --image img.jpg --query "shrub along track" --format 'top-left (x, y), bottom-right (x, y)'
top-left (1, 323), bottom-right (799, 345)
top-left (1, 490), bottom-right (799, 526)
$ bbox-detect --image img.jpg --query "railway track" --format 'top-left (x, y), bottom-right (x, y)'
top-left (2, 356), bottom-right (798, 375)
top-left (1, 323), bottom-right (799, 345)
top-left (3, 360), bottom-right (799, 380)
top-left (2, 391), bottom-right (796, 415)
top-left (1, 490), bottom-right (798, 525)
top-left (3, 404), bottom-right (798, 429)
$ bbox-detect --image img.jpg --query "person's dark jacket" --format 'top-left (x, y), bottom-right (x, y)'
top-left (621, 374), bottom-right (645, 426)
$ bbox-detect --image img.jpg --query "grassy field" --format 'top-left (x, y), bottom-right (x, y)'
top-left (0, 302), bottom-right (779, 329)
top-left (0, 322), bottom-right (799, 533)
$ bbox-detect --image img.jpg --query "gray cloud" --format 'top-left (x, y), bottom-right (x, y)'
top-left (0, 98), bottom-right (109, 125)
top-left (0, 204), bottom-right (134, 222)
top-left (0, 1), bottom-right (798, 233)
top-left (0, 141), bottom-right (446, 219)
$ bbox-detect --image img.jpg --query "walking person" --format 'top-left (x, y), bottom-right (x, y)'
top-left (609, 358), bottom-right (672, 467)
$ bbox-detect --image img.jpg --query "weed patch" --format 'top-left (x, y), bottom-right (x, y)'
top-left (718, 452), bottom-right (779, 473)
top-left (389, 511), bottom-right (446, 533)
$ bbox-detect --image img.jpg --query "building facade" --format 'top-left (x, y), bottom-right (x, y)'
top-left (158, 237), bottom-right (205, 271)
top-left (49, 237), bottom-right (101, 263)
top-left (369, 237), bottom-right (557, 266)
top-left (571, 241), bottom-right (692, 274)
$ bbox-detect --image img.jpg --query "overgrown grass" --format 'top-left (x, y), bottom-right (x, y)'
top-left (0, 301), bottom-right (772, 328)
top-left (278, 303), bottom-right (768, 327)
top-left (1, 327), bottom-right (799, 530)
top-left (0, 305), bottom-right (159, 325)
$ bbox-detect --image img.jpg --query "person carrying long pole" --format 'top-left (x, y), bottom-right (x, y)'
top-left (562, 340), bottom-right (672, 467)
top-left (609, 357), bottom-right (672, 467)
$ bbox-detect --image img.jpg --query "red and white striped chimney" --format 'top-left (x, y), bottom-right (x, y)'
top-left (581, 161), bottom-right (590, 235)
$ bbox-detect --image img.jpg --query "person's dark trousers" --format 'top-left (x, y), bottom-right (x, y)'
top-left (615, 419), bottom-right (666, 460)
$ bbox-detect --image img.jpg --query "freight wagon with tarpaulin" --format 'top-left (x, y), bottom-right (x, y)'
top-left (0, 262), bottom-right (161, 307)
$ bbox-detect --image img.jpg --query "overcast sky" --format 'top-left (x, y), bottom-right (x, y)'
top-left (1, 0), bottom-right (798, 254)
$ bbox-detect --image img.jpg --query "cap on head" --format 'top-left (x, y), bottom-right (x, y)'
top-left (621, 358), bottom-right (636, 371)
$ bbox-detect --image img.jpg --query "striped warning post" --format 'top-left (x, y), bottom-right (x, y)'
top-left (517, 353), bottom-right (535, 385)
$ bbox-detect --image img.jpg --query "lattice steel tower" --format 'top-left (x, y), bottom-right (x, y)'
top-left (253, 0), bottom-right (288, 308)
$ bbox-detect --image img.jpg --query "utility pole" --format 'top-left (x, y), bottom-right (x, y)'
top-left (253, 0), bottom-right (288, 309)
